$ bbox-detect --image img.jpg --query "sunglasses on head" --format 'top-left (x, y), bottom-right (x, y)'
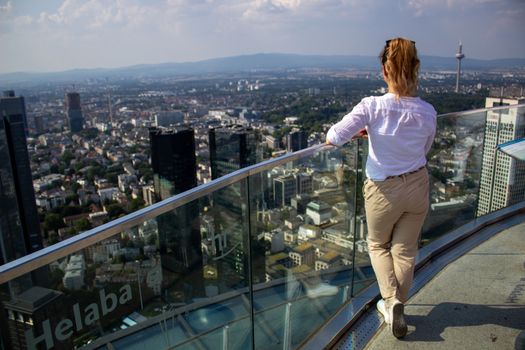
top-left (385, 39), bottom-right (416, 47)
top-left (382, 39), bottom-right (416, 64)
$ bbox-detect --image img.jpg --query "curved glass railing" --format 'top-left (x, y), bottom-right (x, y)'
top-left (0, 103), bottom-right (523, 350)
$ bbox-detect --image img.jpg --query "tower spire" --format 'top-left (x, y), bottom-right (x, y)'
top-left (455, 41), bottom-right (465, 93)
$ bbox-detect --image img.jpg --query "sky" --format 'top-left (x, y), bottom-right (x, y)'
top-left (0, 0), bottom-right (524, 73)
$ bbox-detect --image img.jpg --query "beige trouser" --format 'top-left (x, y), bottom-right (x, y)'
top-left (364, 168), bottom-right (429, 303)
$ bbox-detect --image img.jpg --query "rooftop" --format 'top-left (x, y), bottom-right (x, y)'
top-left (364, 221), bottom-right (525, 350)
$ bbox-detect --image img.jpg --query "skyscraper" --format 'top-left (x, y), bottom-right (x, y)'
top-left (286, 129), bottom-right (308, 152)
top-left (149, 127), bottom-right (203, 296)
top-left (274, 175), bottom-right (296, 207)
top-left (65, 92), bottom-right (84, 133)
top-left (208, 125), bottom-right (265, 286)
top-left (3, 287), bottom-right (68, 350)
top-left (0, 94), bottom-right (44, 266)
top-left (2, 91), bottom-right (28, 135)
top-left (477, 96), bottom-right (525, 217)
top-left (0, 93), bottom-right (49, 350)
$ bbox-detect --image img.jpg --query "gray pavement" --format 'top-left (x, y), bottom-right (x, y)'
top-left (366, 222), bottom-right (525, 350)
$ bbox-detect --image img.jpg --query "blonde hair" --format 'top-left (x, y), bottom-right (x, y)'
top-left (380, 38), bottom-right (420, 97)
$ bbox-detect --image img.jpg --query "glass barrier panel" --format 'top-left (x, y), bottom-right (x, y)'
top-left (247, 144), bottom-right (358, 349)
top-left (351, 139), bottom-right (375, 296)
top-left (421, 110), bottom-right (488, 244)
top-left (354, 104), bottom-right (525, 299)
top-left (0, 178), bottom-right (254, 350)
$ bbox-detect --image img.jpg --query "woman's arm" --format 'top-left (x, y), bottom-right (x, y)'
top-left (326, 99), bottom-right (369, 146)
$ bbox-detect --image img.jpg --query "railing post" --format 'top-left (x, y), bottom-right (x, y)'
top-left (222, 325), bottom-right (229, 350)
top-left (342, 285), bottom-right (350, 303)
top-left (283, 302), bottom-right (292, 350)
top-left (350, 139), bottom-right (361, 297)
top-left (245, 177), bottom-right (256, 350)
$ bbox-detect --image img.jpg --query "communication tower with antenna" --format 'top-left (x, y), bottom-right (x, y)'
top-left (455, 41), bottom-right (465, 93)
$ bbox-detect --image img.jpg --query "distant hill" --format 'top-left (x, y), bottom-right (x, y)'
top-left (1, 53), bottom-right (524, 85)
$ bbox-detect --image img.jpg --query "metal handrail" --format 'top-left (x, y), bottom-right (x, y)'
top-left (0, 143), bottom-right (331, 283)
top-left (0, 103), bottom-right (524, 284)
top-left (436, 102), bottom-right (525, 118)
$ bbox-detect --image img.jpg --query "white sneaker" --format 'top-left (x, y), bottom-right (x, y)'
top-left (377, 299), bottom-right (391, 324)
top-left (305, 283), bottom-right (338, 299)
top-left (389, 301), bottom-right (407, 338)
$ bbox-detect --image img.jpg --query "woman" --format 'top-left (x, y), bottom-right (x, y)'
top-left (326, 38), bottom-right (436, 338)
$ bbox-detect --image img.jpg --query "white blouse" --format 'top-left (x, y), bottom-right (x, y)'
top-left (327, 93), bottom-right (437, 181)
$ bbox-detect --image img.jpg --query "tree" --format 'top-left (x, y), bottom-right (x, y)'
top-left (71, 182), bottom-right (81, 192)
top-left (74, 218), bottom-right (92, 232)
top-left (79, 127), bottom-right (100, 140)
top-left (61, 150), bottom-right (75, 166)
top-left (43, 213), bottom-right (64, 233)
top-left (107, 203), bottom-right (126, 219)
top-left (61, 206), bottom-right (82, 217)
top-left (49, 268), bottom-right (65, 290)
top-left (47, 233), bottom-right (59, 245)
top-left (147, 233), bottom-right (157, 246)
top-left (106, 172), bottom-right (118, 185)
top-left (129, 198), bottom-right (145, 212)
top-left (65, 193), bottom-right (79, 205)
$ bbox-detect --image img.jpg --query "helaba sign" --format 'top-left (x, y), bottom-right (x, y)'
top-left (26, 284), bottom-right (133, 350)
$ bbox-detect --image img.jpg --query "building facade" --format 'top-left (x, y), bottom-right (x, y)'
top-left (65, 92), bottom-right (84, 133)
top-left (149, 127), bottom-right (203, 296)
top-left (208, 125), bottom-right (265, 286)
top-left (286, 129), bottom-right (308, 152)
top-left (0, 93), bottom-right (44, 267)
top-left (477, 97), bottom-right (525, 216)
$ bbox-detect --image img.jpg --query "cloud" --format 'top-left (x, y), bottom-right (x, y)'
top-left (35, 0), bottom-right (153, 29)
top-left (406, 0), bottom-right (501, 16)
top-left (242, 0), bottom-right (298, 20)
top-left (0, 1), bottom-right (12, 14)
top-left (13, 15), bottom-right (33, 26)
top-left (239, 0), bottom-right (383, 23)
top-left (0, 0), bottom-right (523, 73)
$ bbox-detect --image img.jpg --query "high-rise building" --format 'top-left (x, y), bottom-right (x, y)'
top-left (209, 125), bottom-right (259, 178)
top-left (295, 172), bottom-right (313, 195)
top-left (33, 115), bottom-right (45, 134)
top-left (149, 127), bottom-right (203, 296)
top-left (477, 96), bottom-right (525, 217)
top-left (2, 287), bottom-right (69, 350)
top-left (208, 125), bottom-right (265, 286)
top-left (150, 127), bottom-right (198, 200)
top-left (0, 95), bottom-right (44, 266)
top-left (2, 91), bottom-right (28, 135)
top-left (274, 175), bottom-right (296, 207)
top-left (286, 129), bottom-right (308, 152)
top-left (65, 92), bottom-right (84, 133)
top-left (0, 95), bottom-right (48, 348)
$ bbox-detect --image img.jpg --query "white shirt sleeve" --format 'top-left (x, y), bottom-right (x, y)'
top-left (327, 99), bottom-right (369, 146)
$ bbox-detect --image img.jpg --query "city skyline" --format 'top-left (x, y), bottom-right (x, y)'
top-left (1, 0), bottom-right (524, 74)
top-left (0, 44), bottom-right (522, 347)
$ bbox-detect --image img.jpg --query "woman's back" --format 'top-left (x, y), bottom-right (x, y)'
top-left (363, 93), bottom-right (436, 180)
top-left (326, 92), bottom-right (436, 180)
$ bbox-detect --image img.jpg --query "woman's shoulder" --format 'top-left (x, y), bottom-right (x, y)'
top-left (414, 97), bottom-right (437, 116)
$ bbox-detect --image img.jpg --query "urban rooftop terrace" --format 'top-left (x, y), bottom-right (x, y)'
top-left (0, 102), bottom-right (524, 350)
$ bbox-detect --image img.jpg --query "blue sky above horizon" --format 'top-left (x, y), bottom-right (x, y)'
top-left (1, 0), bottom-right (524, 73)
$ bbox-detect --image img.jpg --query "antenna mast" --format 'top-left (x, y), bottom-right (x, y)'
top-left (455, 41), bottom-right (465, 93)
